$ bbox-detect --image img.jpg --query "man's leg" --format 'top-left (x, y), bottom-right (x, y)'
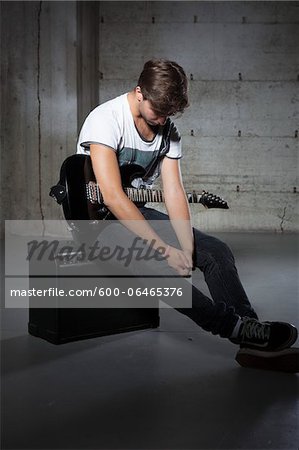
top-left (139, 207), bottom-right (297, 350)
top-left (192, 228), bottom-right (258, 319)
top-left (140, 206), bottom-right (256, 337)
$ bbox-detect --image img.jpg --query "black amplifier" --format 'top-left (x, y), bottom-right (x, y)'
top-left (28, 240), bottom-right (160, 344)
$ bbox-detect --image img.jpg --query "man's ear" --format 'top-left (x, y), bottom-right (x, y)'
top-left (135, 86), bottom-right (143, 102)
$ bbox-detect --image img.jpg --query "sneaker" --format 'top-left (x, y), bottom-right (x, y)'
top-left (231, 317), bottom-right (297, 351)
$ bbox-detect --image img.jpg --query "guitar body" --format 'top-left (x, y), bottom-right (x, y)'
top-left (59, 154), bottom-right (146, 221)
top-left (60, 154), bottom-right (92, 220)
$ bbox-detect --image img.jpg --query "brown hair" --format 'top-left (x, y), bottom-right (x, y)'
top-left (137, 59), bottom-right (189, 117)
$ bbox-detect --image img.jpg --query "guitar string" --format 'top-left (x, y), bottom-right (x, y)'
top-left (85, 183), bottom-right (228, 208)
top-left (90, 183), bottom-right (205, 204)
top-left (86, 182), bottom-right (230, 206)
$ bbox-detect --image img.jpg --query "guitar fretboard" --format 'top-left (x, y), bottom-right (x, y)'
top-left (86, 181), bottom-right (203, 204)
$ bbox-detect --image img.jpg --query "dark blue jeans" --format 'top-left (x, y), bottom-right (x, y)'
top-left (140, 207), bottom-right (258, 338)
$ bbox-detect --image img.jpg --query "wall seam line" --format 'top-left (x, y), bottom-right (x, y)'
top-left (37, 1), bottom-right (45, 229)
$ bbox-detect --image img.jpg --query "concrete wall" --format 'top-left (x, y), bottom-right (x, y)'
top-left (98, 1), bottom-right (299, 232)
top-left (1, 1), bottom-right (298, 233)
top-left (1, 1), bottom-right (78, 228)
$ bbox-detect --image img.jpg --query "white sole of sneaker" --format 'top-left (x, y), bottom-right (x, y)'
top-left (235, 347), bottom-right (299, 373)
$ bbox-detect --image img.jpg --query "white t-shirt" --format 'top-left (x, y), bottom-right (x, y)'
top-left (76, 93), bottom-right (182, 187)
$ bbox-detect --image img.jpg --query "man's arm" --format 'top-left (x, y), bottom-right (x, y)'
top-left (160, 156), bottom-right (194, 268)
top-left (90, 143), bottom-right (168, 250)
top-left (90, 144), bottom-right (191, 275)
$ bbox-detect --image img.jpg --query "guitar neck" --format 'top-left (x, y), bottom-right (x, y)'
top-left (124, 187), bottom-right (204, 204)
top-left (125, 187), bottom-right (165, 203)
top-left (86, 182), bottom-right (203, 204)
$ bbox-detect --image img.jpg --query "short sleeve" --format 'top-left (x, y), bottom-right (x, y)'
top-left (77, 105), bottom-right (121, 154)
top-left (165, 123), bottom-right (182, 159)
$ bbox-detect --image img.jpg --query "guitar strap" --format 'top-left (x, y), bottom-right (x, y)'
top-left (142, 118), bottom-right (174, 180)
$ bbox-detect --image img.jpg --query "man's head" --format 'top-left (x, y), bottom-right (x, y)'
top-left (136, 59), bottom-right (189, 124)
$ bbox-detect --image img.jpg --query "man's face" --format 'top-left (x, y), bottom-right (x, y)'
top-left (139, 99), bottom-right (167, 127)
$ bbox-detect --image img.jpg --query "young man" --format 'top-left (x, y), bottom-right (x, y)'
top-left (77, 59), bottom-right (298, 371)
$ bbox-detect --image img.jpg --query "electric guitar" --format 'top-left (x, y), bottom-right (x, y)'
top-left (50, 154), bottom-right (229, 222)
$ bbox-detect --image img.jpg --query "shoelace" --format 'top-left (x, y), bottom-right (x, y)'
top-left (241, 319), bottom-right (271, 342)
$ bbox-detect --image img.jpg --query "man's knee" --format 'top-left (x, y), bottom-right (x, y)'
top-left (193, 233), bottom-right (235, 270)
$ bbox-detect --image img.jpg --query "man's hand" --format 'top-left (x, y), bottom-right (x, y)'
top-left (182, 248), bottom-right (194, 271)
top-left (166, 246), bottom-right (193, 277)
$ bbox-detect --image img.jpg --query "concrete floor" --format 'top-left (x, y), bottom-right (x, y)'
top-left (1, 233), bottom-right (299, 449)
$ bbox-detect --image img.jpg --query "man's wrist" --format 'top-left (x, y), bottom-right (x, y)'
top-left (182, 247), bottom-right (193, 254)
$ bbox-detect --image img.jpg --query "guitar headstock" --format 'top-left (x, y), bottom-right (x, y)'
top-left (199, 191), bottom-right (229, 209)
